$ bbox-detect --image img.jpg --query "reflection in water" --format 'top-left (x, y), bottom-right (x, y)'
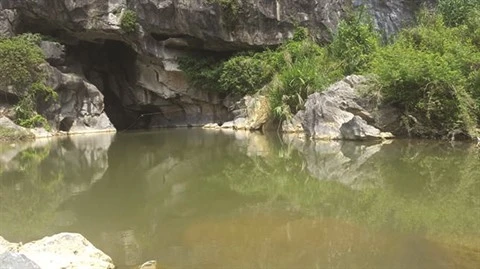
top-left (0, 130), bottom-right (479, 268)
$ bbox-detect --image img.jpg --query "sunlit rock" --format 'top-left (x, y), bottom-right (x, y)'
top-left (302, 75), bottom-right (399, 140)
top-left (18, 233), bottom-right (115, 269)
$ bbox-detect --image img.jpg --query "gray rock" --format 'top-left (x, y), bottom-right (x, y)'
top-left (39, 41), bottom-right (66, 66)
top-left (1, 0), bottom-right (431, 50)
top-left (229, 95), bottom-right (270, 130)
top-left (340, 116), bottom-right (383, 140)
top-left (302, 75), bottom-right (397, 140)
top-left (18, 233), bottom-right (115, 269)
top-left (40, 64), bottom-right (116, 134)
top-left (0, 9), bottom-right (17, 37)
top-left (282, 111), bottom-right (304, 133)
top-left (0, 252), bottom-right (41, 269)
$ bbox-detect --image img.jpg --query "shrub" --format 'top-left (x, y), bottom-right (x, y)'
top-left (0, 34), bottom-right (44, 91)
top-left (329, 11), bottom-right (380, 75)
top-left (177, 54), bottom-right (226, 93)
top-left (0, 34), bottom-right (56, 129)
top-left (437, 0), bottom-right (479, 27)
top-left (369, 12), bottom-right (480, 135)
top-left (220, 51), bottom-right (281, 95)
top-left (121, 9), bottom-right (137, 33)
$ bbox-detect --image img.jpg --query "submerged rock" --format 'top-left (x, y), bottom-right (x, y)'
top-left (0, 233), bottom-right (115, 269)
top-left (302, 75), bottom-right (398, 140)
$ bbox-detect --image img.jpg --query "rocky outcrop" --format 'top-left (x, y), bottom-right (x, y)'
top-left (0, 0), bottom-right (432, 131)
top-left (0, 0), bottom-right (432, 49)
top-left (0, 233), bottom-right (115, 269)
top-left (301, 75), bottom-right (396, 140)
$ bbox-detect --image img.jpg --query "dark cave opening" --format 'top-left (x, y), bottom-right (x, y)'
top-left (66, 39), bottom-right (151, 131)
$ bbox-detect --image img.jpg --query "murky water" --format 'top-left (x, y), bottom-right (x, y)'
top-left (1, 129), bottom-right (479, 269)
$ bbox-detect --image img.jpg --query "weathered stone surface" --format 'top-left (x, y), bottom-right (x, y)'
top-left (224, 95), bottom-right (270, 130)
top-left (282, 111), bottom-right (304, 133)
top-left (0, 252), bottom-right (41, 269)
top-left (18, 233), bottom-right (115, 269)
top-left (0, 0), bottom-right (432, 50)
top-left (0, 8), bottom-right (16, 37)
top-left (302, 75), bottom-right (398, 140)
top-left (39, 41), bottom-right (66, 66)
top-left (41, 64), bottom-right (116, 134)
top-left (340, 116), bottom-right (393, 140)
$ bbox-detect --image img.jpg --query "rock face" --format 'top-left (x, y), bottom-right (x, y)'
top-left (219, 94), bottom-right (271, 130)
top-left (302, 75), bottom-right (396, 140)
top-left (0, 233), bottom-right (115, 269)
top-left (0, 0), bottom-right (431, 130)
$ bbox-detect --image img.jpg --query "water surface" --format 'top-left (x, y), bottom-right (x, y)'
top-left (0, 129), bottom-right (479, 268)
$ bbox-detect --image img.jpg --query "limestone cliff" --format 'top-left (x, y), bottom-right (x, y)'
top-left (0, 0), bottom-right (433, 131)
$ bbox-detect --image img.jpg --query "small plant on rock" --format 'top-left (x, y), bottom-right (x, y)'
top-left (121, 9), bottom-right (138, 33)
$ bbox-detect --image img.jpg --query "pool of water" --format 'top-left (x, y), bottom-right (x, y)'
top-left (0, 129), bottom-right (479, 268)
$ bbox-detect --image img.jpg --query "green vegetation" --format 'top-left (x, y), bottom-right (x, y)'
top-left (180, 2), bottom-right (480, 137)
top-left (329, 11), bottom-right (380, 75)
top-left (0, 34), bottom-right (56, 129)
top-left (370, 7), bottom-right (480, 136)
top-left (120, 9), bottom-right (137, 33)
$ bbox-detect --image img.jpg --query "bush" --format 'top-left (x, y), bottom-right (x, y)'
top-left (369, 11), bottom-right (480, 135)
top-left (329, 11), bottom-right (380, 75)
top-left (0, 34), bottom-right (44, 91)
top-left (269, 40), bottom-right (343, 119)
top-left (220, 51), bottom-right (280, 95)
top-left (437, 0), bottom-right (479, 27)
top-left (0, 34), bottom-right (56, 129)
top-left (121, 9), bottom-right (137, 33)
top-left (178, 54), bottom-right (226, 93)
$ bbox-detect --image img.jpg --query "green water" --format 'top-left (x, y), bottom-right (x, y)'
top-left (0, 129), bottom-right (479, 268)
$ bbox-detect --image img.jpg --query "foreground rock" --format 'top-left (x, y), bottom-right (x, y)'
top-left (0, 116), bottom-right (34, 141)
top-left (301, 75), bottom-right (396, 140)
top-left (0, 233), bottom-right (115, 269)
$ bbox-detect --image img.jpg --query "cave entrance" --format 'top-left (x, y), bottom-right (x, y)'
top-left (67, 39), bottom-right (152, 130)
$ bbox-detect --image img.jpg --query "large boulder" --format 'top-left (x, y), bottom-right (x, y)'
top-left (302, 75), bottom-right (396, 140)
top-left (16, 233), bottom-right (115, 269)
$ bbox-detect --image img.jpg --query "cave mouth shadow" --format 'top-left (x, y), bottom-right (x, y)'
top-left (67, 39), bottom-right (154, 131)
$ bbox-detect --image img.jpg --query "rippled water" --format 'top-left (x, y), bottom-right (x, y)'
top-left (1, 129), bottom-right (479, 268)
